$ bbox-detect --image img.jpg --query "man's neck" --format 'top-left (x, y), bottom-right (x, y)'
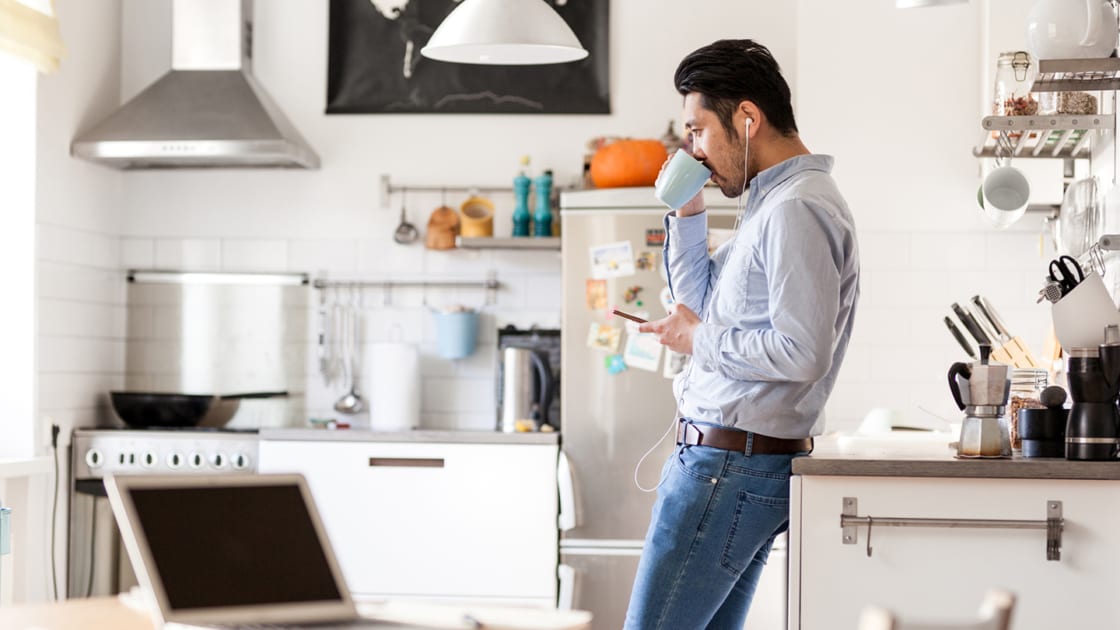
top-left (754, 133), bottom-right (811, 173)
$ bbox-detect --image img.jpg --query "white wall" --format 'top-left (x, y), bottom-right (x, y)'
top-left (797, 0), bottom-right (1063, 430)
top-left (34, 0), bottom-right (124, 602)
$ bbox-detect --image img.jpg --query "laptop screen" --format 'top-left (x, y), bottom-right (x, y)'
top-left (127, 482), bottom-right (344, 611)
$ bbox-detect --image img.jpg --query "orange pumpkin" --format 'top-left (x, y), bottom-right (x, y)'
top-left (590, 139), bottom-right (668, 188)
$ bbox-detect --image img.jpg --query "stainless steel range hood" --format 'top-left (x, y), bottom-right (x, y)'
top-left (71, 0), bottom-right (320, 169)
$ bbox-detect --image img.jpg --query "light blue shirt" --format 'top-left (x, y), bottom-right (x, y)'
top-left (664, 154), bottom-right (859, 439)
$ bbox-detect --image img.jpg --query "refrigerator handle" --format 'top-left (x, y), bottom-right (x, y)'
top-left (557, 450), bottom-right (577, 531)
top-left (557, 563), bottom-right (577, 610)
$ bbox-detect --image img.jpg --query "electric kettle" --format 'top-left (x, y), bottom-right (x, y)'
top-left (498, 347), bottom-right (555, 432)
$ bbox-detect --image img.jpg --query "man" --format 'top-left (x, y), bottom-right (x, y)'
top-left (626, 39), bottom-right (860, 629)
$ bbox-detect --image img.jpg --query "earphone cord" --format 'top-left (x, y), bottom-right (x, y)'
top-left (634, 117), bottom-right (752, 494)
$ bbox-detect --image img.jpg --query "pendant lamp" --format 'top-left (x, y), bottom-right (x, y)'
top-left (420, 0), bottom-right (589, 65)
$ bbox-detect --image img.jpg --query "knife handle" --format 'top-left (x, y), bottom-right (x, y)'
top-left (969, 295), bottom-right (1007, 342)
top-left (952, 303), bottom-right (992, 346)
top-left (974, 295), bottom-right (1012, 339)
top-left (944, 316), bottom-right (978, 360)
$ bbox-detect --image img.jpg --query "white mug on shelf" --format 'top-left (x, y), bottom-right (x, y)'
top-left (978, 165), bottom-right (1030, 228)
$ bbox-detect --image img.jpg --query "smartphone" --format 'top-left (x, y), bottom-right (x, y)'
top-left (611, 309), bottom-right (647, 324)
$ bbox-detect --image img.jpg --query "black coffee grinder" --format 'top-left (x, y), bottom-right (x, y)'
top-left (1066, 328), bottom-right (1120, 460)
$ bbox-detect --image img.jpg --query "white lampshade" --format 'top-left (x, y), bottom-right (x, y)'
top-left (896, 0), bottom-right (966, 6)
top-left (420, 0), bottom-right (589, 65)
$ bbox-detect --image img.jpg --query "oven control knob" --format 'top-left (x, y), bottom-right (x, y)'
top-left (167, 452), bottom-right (183, 468)
top-left (210, 452), bottom-right (226, 469)
top-left (232, 453), bottom-right (251, 470)
top-left (189, 452), bottom-right (204, 469)
top-left (85, 449), bottom-right (103, 468)
top-left (142, 452), bottom-right (157, 468)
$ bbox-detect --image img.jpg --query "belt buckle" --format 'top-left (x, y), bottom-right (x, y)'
top-left (682, 421), bottom-right (704, 446)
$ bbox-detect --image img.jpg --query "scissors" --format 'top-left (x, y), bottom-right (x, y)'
top-left (1048, 255), bottom-right (1085, 296)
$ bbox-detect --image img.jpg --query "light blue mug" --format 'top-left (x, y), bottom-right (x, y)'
top-left (655, 149), bottom-right (712, 210)
top-left (433, 309), bottom-right (479, 360)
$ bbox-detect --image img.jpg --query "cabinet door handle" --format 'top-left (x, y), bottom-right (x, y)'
top-left (368, 457), bottom-right (444, 468)
top-left (840, 497), bottom-right (1064, 561)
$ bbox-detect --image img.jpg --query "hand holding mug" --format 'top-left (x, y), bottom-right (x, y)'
top-left (655, 149), bottom-right (711, 213)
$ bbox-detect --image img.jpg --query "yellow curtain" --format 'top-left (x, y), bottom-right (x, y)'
top-left (0, 0), bottom-right (65, 73)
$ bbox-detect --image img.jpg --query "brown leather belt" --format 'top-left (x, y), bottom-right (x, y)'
top-left (676, 419), bottom-right (812, 455)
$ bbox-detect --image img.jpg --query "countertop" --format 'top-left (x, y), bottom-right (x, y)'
top-left (793, 437), bottom-right (1120, 480)
top-left (260, 428), bottom-right (560, 445)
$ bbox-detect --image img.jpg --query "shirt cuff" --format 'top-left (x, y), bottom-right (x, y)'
top-left (666, 210), bottom-right (708, 250)
top-left (692, 321), bottom-right (727, 372)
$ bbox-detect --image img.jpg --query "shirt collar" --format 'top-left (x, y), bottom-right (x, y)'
top-left (750, 154), bottom-right (834, 198)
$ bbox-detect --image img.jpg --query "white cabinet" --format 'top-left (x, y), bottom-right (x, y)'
top-left (789, 474), bottom-right (1120, 629)
top-left (259, 439), bottom-right (558, 605)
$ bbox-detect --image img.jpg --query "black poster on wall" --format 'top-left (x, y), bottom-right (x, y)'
top-left (326, 0), bottom-right (610, 114)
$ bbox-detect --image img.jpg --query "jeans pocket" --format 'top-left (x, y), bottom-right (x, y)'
top-left (674, 445), bottom-right (723, 485)
top-left (720, 488), bottom-right (790, 575)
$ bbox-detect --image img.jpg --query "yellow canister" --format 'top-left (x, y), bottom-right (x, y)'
top-left (460, 195), bottom-right (495, 238)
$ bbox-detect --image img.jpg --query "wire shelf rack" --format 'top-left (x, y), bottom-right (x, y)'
top-left (972, 115), bottom-right (1112, 159)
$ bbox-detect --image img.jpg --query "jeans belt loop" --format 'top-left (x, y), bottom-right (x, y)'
top-left (744, 431), bottom-right (754, 457)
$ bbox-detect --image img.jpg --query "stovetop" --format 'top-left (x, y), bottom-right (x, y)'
top-left (72, 427), bottom-right (260, 480)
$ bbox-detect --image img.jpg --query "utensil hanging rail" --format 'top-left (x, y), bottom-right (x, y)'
top-left (380, 174), bottom-right (567, 209)
top-left (840, 497), bottom-right (1063, 561)
top-left (312, 277), bottom-right (500, 291)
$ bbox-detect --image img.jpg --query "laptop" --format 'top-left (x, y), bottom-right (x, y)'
top-left (104, 473), bottom-right (428, 629)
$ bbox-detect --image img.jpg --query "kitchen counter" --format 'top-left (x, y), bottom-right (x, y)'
top-left (793, 450), bottom-right (1120, 480)
top-left (260, 428), bottom-right (560, 445)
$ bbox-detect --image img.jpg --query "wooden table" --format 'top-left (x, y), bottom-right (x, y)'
top-left (0, 596), bottom-right (152, 630)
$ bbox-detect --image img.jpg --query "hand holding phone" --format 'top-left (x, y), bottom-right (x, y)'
top-left (611, 309), bottom-right (647, 324)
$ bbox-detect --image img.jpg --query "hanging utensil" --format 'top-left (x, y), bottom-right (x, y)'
top-left (334, 289), bottom-right (364, 414)
top-left (393, 192), bottom-right (420, 245)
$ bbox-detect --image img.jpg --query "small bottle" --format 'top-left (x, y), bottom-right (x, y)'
top-left (512, 156), bottom-right (531, 237)
top-left (1009, 368), bottom-right (1048, 452)
top-left (533, 170), bottom-right (553, 237)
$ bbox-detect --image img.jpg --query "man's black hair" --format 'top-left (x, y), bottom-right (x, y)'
top-left (673, 39), bottom-right (798, 139)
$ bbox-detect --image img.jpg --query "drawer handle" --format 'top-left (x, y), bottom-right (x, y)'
top-left (840, 497), bottom-right (1064, 561)
top-left (368, 457), bottom-right (444, 468)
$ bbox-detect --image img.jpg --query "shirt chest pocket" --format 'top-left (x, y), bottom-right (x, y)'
top-left (713, 244), bottom-right (764, 314)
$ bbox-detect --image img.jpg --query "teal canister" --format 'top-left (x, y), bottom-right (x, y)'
top-left (512, 172), bottom-right (531, 237)
top-left (533, 170), bottom-right (553, 237)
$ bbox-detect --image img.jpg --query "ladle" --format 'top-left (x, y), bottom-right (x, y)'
top-left (334, 294), bottom-right (364, 414)
top-left (393, 195), bottom-right (419, 244)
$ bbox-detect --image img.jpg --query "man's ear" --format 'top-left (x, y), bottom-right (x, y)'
top-left (738, 101), bottom-right (762, 137)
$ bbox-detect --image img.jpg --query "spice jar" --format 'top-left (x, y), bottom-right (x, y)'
top-left (1009, 368), bottom-right (1048, 451)
top-left (993, 51), bottom-right (1038, 117)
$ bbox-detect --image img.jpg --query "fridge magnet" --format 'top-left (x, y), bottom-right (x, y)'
top-left (708, 227), bottom-right (735, 254)
top-left (585, 279), bottom-right (608, 310)
top-left (659, 286), bottom-right (675, 314)
top-left (605, 353), bottom-right (627, 375)
top-left (635, 250), bottom-right (658, 271)
top-left (589, 241), bottom-right (636, 279)
top-left (587, 322), bottom-right (622, 353)
top-left (326, 0), bottom-right (610, 114)
top-left (623, 332), bottom-right (663, 372)
top-left (623, 285), bottom-right (643, 304)
top-left (645, 229), bottom-right (666, 247)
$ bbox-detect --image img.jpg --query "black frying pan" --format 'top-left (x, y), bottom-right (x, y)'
top-left (109, 391), bottom-right (287, 429)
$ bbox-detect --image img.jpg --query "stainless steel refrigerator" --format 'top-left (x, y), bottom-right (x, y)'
top-left (558, 188), bottom-right (790, 629)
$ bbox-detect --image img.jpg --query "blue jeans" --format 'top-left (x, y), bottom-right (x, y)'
top-left (624, 440), bottom-right (804, 630)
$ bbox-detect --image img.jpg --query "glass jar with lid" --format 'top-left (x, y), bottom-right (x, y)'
top-left (993, 51), bottom-right (1038, 117)
top-left (1009, 368), bottom-right (1048, 452)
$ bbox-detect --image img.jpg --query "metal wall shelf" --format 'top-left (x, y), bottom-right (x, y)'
top-left (972, 115), bottom-right (1112, 159)
top-left (456, 236), bottom-right (561, 250)
top-left (1033, 58), bottom-right (1120, 92)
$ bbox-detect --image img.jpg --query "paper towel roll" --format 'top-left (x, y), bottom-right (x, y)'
top-left (367, 342), bottom-right (421, 431)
